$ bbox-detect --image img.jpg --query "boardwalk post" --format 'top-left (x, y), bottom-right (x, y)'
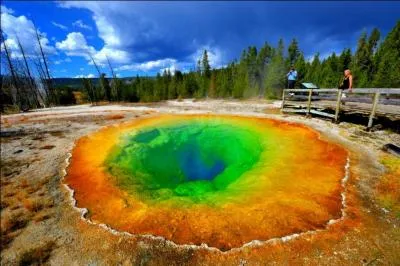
top-left (334, 89), bottom-right (342, 123)
top-left (306, 89), bottom-right (313, 115)
top-left (367, 92), bottom-right (380, 129)
top-left (281, 89), bottom-right (286, 111)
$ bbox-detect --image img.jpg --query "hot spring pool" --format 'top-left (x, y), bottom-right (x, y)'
top-left (65, 114), bottom-right (348, 250)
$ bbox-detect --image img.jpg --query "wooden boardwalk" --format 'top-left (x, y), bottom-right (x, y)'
top-left (281, 88), bottom-right (400, 129)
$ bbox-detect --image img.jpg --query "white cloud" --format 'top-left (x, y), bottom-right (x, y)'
top-left (57, 2), bottom-right (226, 73)
top-left (56, 32), bottom-right (130, 65)
top-left (72, 20), bottom-right (93, 31)
top-left (191, 46), bottom-right (225, 69)
top-left (52, 21), bottom-right (68, 31)
top-left (53, 57), bottom-right (72, 65)
top-left (58, 2), bottom-right (158, 63)
top-left (75, 73), bottom-right (95, 78)
top-left (1, 5), bottom-right (14, 14)
top-left (93, 46), bottom-right (131, 65)
top-left (56, 32), bottom-right (96, 58)
top-left (116, 58), bottom-right (177, 72)
top-left (1, 7), bottom-right (56, 58)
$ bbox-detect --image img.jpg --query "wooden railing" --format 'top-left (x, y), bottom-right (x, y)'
top-left (281, 88), bottom-right (400, 129)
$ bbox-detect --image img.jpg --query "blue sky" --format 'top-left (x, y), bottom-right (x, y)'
top-left (1, 1), bottom-right (399, 78)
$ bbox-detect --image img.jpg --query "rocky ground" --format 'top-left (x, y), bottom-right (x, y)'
top-left (1, 99), bottom-right (399, 265)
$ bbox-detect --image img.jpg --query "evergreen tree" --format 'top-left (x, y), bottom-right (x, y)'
top-left (338, 48), bottom-right (352, 71)
top-left (294, 52), bottom-right (307, 85)
top-left (305, 53), bottom-right (321, 86)
top-left (81, 78), bottom-right (96, 103)
top-left (122, 78), bottom-right (139, 102)
top-left (288, 38), bottom-right (301, 65)
top-left (202, 50), bottom-right (211, 78)
top-left (264, 39), bottom-right (286, 98)
top-left (373, 21), bottom-right (400, 87)
top-left (208, 72), bottom-right (217, 98)
top-left (153, 73), bottom-right (163, 101)
top-left (352, 31), bottom-right (371, 87)
top-left (199, 50), bottom-right (211, 97)
top-left (233, 61), bottom-right (248, 98)
top-left (319, 53), bottom-right (340, 88)
top-left (244, 46), bottom-right (259, 97)
top-left (168, 76), bottom-right (178, 99)
top-left (257, 42), bottom-right (273, 96)
top-left (367, 28), bottom-right (381, 80)
top-left (111, 78), bottom-right (123, 101)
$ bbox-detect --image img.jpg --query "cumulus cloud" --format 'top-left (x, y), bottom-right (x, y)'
top-left (93, 46), bottom-right (131, 65)
top-left (57, 2), bottom-right (199, 66)
top-left (52, 21), bottom-right (68, 31)
top-left (1, 5), bottom-right (14, 14)
top-left (72, 19), bottom-right (93, 31)
top-left (56, 32), bottom-right (96, 58)
top-left (55, 31), bottom-right (131, 65)
top-left (116, 58), bottom-right (177, 72)
top-left (1, 7), bottom-right (56, 58)
top-left (54, 1), bottom-right (400, 77)
top-left (191, 46), bottom-right (225, 69)
top-left (57, 2), bottom-right (229, 73)
top-left (75, 73), bottom-right (95, 78)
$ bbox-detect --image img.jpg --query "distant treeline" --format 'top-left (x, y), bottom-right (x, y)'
top-left (1, 21), bottom-right (399, 111)
top-left (81, 21), bottom-right (400, 104)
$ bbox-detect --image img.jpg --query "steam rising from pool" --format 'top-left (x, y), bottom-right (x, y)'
top-left (65, 114), bottom-right (348, 250)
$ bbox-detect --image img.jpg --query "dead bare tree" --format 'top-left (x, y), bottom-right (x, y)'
top-left (34, 52), bottom-right (50, 104)
top-left (88, 52), bottom-right (110, 102)
top-left (1, 31), bottom-right (22, 109)
top-left (81, 77), bottom-right (96, 104)
top-left (106, 55), bottom-right (121, 101)
top-left (16, 35), bottom-right (43, 107)
top-left (89, 53), bottom-right (102, 76)
top-left (34, 24), bottom-right (56, 105)
top-left (106, 56), bottom-right (116, 79)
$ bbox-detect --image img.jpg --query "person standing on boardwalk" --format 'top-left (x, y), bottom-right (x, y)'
top-left (339, 69), bottom-right (353, 100)
top-left (286, 66), bottom-right (298, 89)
